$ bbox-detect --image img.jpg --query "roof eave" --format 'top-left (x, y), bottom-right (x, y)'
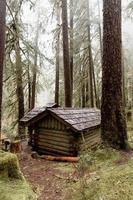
top-left (20, 111), bottom-right (48, 127)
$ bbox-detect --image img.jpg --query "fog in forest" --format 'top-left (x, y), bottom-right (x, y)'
top-left (22, 0), bottom-right (133, 106)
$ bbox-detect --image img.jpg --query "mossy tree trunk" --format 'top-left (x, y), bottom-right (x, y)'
top-left (101, 0), bottom-right (128, 149)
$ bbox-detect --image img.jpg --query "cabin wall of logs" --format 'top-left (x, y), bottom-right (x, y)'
top-left (32, 114), bottom-right (101, 156)
top-left (79, 128), bottom-right (101, 152)
top-left (33, 115), bottom-right (76, 156)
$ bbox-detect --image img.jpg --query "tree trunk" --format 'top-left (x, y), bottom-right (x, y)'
top-left (31, 22), bottom-right (39, 109)
top-left (92, 64), bottom-right (100, 108)
top-left (96, 0), bottom-right (102, 108)
top-left (122, 51), bottom-right (126, 108)
top-left (31, 53), bottom-right (37, 109)
top-left (55, 2), bottom-right (60, 105)
top-left (82, 67), bottom-right (86, 108)
top-left (28, 64), bottom-right (31, 110)
top-left (86, 0), bottom-right (94, 107)
top-left (97, 0), bottom-right (103, 60)
top-left (101, 0), bottom-right (128, 149)
top-left (70, 0), bottom-right (74, 103)
top-left (62, 0), bottom-right (72, 107)
top-left (85, 71), bottom-right (89, 106)
top-left (0, 0), bottom-right (6, 141)
top-left (15, 38), bottom-right (25, 138)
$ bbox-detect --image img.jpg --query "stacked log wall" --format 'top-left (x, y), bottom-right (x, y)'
top-left (35, 115), bottom-right (76, 156)
top-left (79, 128), bottom-right (101, 153)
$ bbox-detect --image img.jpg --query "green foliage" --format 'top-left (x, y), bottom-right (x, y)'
top-left (65, 147), bottom-right (133, 200)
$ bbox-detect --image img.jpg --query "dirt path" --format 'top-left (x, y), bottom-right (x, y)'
top-left (19, 142), bottom-right (74, 200)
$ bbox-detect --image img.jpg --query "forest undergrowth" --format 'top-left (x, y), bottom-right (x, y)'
top-left (65, 124), bottom-right (133, 200)
top-left (0, 151), bottom-right (37, 200)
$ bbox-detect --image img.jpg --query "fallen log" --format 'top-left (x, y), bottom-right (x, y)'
top-left (40, 155), bottom-right (80, 162)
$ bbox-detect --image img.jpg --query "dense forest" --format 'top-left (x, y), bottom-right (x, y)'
top-left (0, 0), bottom-right (132, 139)
top-left (0, 0), bottom-right (133, 200)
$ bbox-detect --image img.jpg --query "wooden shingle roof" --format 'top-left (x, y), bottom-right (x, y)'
top-left (49, 108), bottom-right (100, 131)
top-left (20, 105), bottom-right (101, 132)
top-left (20, 103), bottom-right (58, 125)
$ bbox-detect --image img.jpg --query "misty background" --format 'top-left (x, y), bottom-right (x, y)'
top-left (20, 0), bottom-right (133, 106)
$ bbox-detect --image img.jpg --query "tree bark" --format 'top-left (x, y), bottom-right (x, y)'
top-left (101, 0), bottom-right (128, 149)
top-left (31, 19), bottom-right (39, 109)
top-left (55, 2), bottom-right (60, 105)
top-left (31, 51), bottom-right (37, 109)
top-left (28, 64), bottom-right (31, 110)
top-left (86, 0), bottom-right (94, 107)
top-left (92, 63), bottom-right (99, 108)
top-left (85, 70), bottom-right (89, 106)
top-left (122, 51), bottom-right (126, 108)
top-left (82, 59), bottom-right (86, 108)
top-left (62, 0), bottom-right (72, 107)
top-left (12, 15), bottom-right (25, 138)
top-left (97, 0), bottom-right (103, 60)
top-left (70, 0), bottom-right (74, 103)
top-left (82, 80), bottom-right (86, 108)
top-left (15, 38), bottom-right (25, 138)
top-left (0, 0), bottom-right (6, 141)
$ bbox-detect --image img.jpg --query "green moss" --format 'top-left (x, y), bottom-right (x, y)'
top-left (65, 148), bottom-right (133, 200)
top-left (54, 163), bottom-right (74, 173)
top-left (0, 151), bottom-right (24, 180)
top-left (0, 151), bottom-right (37, 200)
top-left (0, 179), bottom-right (36, 200)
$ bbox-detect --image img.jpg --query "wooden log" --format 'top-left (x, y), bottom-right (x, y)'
top-left (40, 155), bottom-right (80, 162)
top-left (37, 145), bottom-right (72, 155)
top-left (38, 142), bottom-right (72, 152)
top-left (38, 138), bottom-right (71, 148)
top-left (79, 135), bottom-right (100, 145)
top-left (38, 131), bottom-right (72, 139)
top-left (38, 134), bottom-right (71, 144)
top-left (38, 129), bottom-right (72, 136)
top-left (37, 148), bottom-right (65, 156)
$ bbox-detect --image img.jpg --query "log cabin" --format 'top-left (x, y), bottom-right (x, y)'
top-left (20, 103), bottom-right (101, 156)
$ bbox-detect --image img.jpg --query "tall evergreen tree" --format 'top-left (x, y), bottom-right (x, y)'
top-left (55, 2), bottom-right (60, 105)
top-left (101, 0), bottom-right (128, 149)
top-left (62, 0), bottom-right (72, 107)
top-left (86, 0), bottom-right (94, 107)
top-left (0, 0), bottom-right (6, 140)
top-left (14, 20), bottom-right (25, 138)
top-left (31, 18), bottom-right (39, 109)
top-left (70, 0), bottom-right (74, 102)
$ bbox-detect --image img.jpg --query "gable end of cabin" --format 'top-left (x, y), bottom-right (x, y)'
top-left (33, 114), bottom-right (79, 156)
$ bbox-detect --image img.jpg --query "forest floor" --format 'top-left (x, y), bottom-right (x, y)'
top-left (19, 122), bottom-right (133, 200)
top-left (19, 142), bottom-right (75, 200)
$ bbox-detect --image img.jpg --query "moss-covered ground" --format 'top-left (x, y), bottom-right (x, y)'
top-left (65, 148), bottom-right (133, 200)
top-left (0, 179), bottom-right (36, 200)
top-left (64, 122), bottom-right (133, 200)
top-left (0, 151), bottom-right (36, 200)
